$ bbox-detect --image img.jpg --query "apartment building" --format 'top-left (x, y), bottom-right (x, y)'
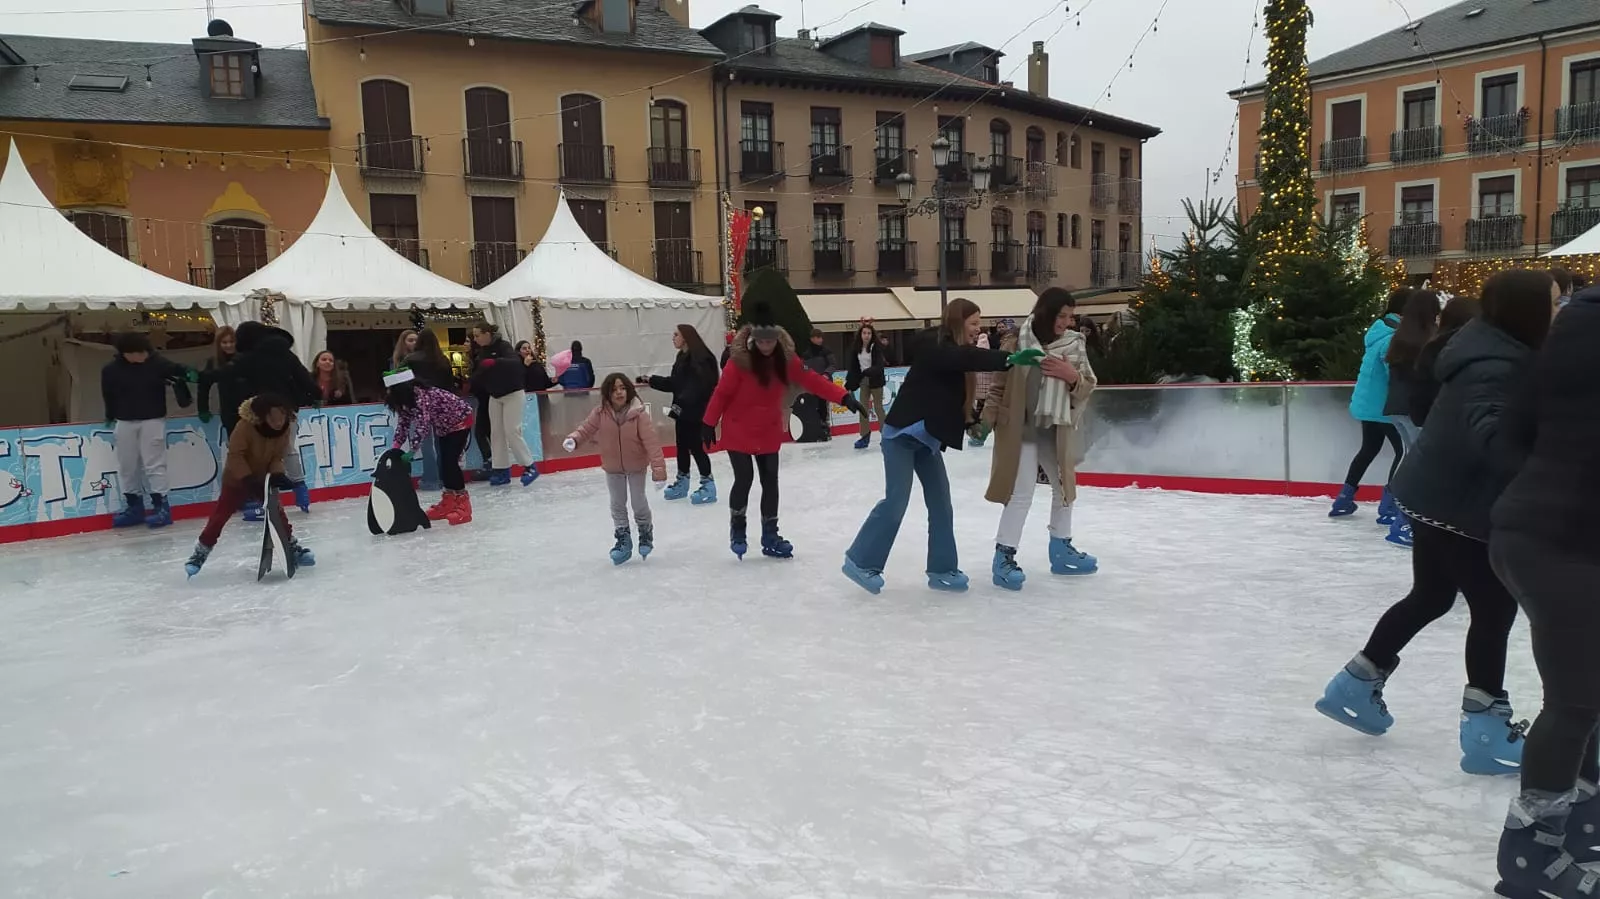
top-left (701, 7), bottom-right (1160, 296)
top-left (1233, 0), bottom-right (1600, 277)
top-left (304, 0), bottom-right (722, 291)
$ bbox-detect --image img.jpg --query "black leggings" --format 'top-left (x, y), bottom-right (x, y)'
top-left (728, 451), bottom-right (779, 520)
top-left (1344, 420), bottom-right (1404, 487)
top-left (674, 410), bottom-right (712, 478)
top-left (473, 395), bottom-right (493, 469)
top-left (1492, 532), bottom-right (1600, 793)
top-left (438, 428), bottom-right (471, 491)
top-left (1362, 522), bottom-right (1518, 694)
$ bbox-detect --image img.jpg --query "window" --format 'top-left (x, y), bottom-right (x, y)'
top-left (1403, 87), bottom-right (1437, 130)
top-left (1401, 185), bottom-right (1435, 223)
top-left (654, 202), bottom-right (694, 286)
top-left (813, 204), bottom-right (844, 245)
top-left (869, 33), bottom-right (896, 68)
top-left (1090, 219), bottom-right (1104, 252)
top-left (1478, 176), bottom-right (1516, 218)
top-left (470, 196), bottom-right (518, 288)
top-left (209, 219), bottom-right (267, 288)
top-left (1055, 131), bottom-right (1067, 166)
top-left (71, 211), bottom-right (130, 259)
top-left (370, 194), bottom-right (420, 261)
top-left (1026, 127), bottom-right (1045, 165)
top-left (980, 60), bottom-right (998, 83)
top-left (1330, 99), bottom-right (1363, 140)
top-left (1568, 165), bottom-right (1600, 208)
top-left (941, 210), bottom-right (967, 245)
top-left (989, 120), bottom-right (1010, 161)
top-left (878, 206), bottom-right (906, 244)
top-left (740, 101), bottom-right (773, 146)
top-left (464, 86), bottom-right (514, 178)
top-left (208, 52), bottom-right (245, 98)
top-left (1027, 211), bottom-right (1045, 248)
top-left (1070, 135), bottom-right (1081, 169)
top-left (1118, 222), bottom-right (1132, 254)
top-left (991, 207), bottom-right (1013, 246)
top-left (360, 79), bottom-right (416, 172)
top-left (938, 115), bottom-right (965, 155)
top-left (569, 199), bottom-right (609, 250)
top-left (747, 202), bottom-right (778, 271)
top-left (739, 19), bottom-right (772, 54)
top-left (1119, 147), bottom-right (1133, 179)
top-left (1572, 60), bottom-right (1600, 107)
top-left (876, 112), bottom-right (904, 150)
top-left (650, 100), bottom-right (687, 150)
top-left (1056, 212), bottom-right (1067, 246)
top-left (1331, 192), bottom-right (1362, 224)
top-left (811, 107), bottom-right (841, 153)
top-left (1070, 214), bottom-right (1081, 249)
top-left (1090, 142), bottom-right (1105, 175)
top-left (1482, 74), bottom-right (1518, 119)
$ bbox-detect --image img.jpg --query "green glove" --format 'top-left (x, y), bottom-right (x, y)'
top-left (103, 419), bottom-right (115, 430)
top-left (1006, 348), bottom-right (1046, 367)
top-left (198, 411), bottom-right (212, 424)
top-left (185, 369), bottom-right (200, 383)
top-left (400, 452), bottom-right (415, 464)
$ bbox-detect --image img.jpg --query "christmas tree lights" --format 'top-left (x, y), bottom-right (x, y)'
top-left (1253, 0), bottom-right (1315, 289)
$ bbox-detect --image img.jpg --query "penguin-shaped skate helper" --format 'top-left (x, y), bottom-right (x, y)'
top-left (368, 370), bottom-right (433, 536)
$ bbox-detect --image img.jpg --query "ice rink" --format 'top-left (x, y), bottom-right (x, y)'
top-left (0, 438), bottom-right (1537, 898)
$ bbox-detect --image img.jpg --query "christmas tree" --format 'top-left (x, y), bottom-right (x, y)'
top-left (1252, 0), bottom-right (1315, 288)
top-left (1129, 200), bottom-right (1251, 381)
top-left (1249, 220), bottom-right (1386, 380)
top-left (737, 268), bottom-right (813, 344)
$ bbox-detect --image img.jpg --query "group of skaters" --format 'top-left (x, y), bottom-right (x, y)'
top-left (1312, 268), bottom-right (1599, 899)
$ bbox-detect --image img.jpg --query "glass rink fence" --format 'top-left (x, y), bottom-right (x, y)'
top-left (0, 372), bottom-right (1385, 536)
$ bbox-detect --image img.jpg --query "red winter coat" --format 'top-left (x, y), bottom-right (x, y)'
top-left (704, 325), bottom-right (847, 455)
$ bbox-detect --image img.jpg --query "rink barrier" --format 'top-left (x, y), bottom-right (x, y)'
top-left (0, 375), bottom-right (1393, 544)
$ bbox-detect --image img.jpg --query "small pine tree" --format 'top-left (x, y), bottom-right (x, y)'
top-left (1129, 200), bottom-right (1252, 381)
top-left (1249, 220), bottom-right (1386, 380)
top-left (738, 268), bottom-right (813, 344)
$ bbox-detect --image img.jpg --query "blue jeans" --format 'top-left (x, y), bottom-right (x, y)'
top-left (846, 435), bottom-right (957, 573)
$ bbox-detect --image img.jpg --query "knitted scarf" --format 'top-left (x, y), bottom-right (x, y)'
top-left (1018, 315), bottom-right (1083, 428)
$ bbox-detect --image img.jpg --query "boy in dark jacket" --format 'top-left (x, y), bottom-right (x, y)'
top-left (102, 332), bottom-right (195, 528)
top-left (207, 322), bottom-right (319, 513)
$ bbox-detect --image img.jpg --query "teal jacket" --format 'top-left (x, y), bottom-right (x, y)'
top-left (1349, 315), bottom-right (1399, 423)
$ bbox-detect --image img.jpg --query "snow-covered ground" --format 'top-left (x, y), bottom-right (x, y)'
top-left (0, 438), bottom-right (1534, 898)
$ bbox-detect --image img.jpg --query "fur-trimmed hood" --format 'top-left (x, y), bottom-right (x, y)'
top-left (236, 398), bottom-right (291, 437)
top-left (729, 323), bottom-right (797, 372)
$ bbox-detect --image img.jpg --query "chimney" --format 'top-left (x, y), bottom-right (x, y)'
top-left (1028, 40), bottom-right (1049, 97)
top-left (658, 0), bottom-right (689, 27)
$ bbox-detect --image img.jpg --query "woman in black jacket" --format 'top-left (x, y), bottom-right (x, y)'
top-left (1315, 269), bottom-right (1555, 779)
top-left (469, 322), bottom-right (536, 486)
top-left (1486, 284), bottom-right (1600, 899)
top-left (516, 341), bottom-right (554, 392)
top-left (1407, 295), bottom-right (1479, 427)
top-left (210, 321), bottom-right (320, 512)
top-left (641, 324), bottom-right (720, 504)
top-left (845, 321), bottom-right (889, 449)
top-left (197, 326), bottom-right (243, 434)
top-left (841, 297), bottom-right (1062, 595)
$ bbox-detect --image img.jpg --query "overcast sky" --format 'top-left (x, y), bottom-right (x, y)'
top-left (1, 0), bottom-right (1464, 248)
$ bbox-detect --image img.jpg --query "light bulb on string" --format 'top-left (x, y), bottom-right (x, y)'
top-left (359, 39), bottom-right (366, 62)
top-left (144, 66), bottom-right (152, 87)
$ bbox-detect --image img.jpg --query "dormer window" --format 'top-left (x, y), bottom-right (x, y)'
top-left (869, 33), bottom-right (896, 68)
top-left (740, 19), bottom-right (772, 54)
top-left (980, 59), bottom-right (998, 83)
top-left (209, 52), bottom-right (246, 98)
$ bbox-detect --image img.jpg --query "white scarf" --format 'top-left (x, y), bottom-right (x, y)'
top-left (1018, 315), bottom-right (1084, 428)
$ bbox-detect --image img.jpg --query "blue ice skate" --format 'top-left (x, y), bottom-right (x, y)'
top-left (1562, 787), bottom-right (1600, 866)
top-left (241, 500), bottom-right (264, 522)
top-left (1048, 536), bottom-right (1098, 575)
top-left (1376, 488), bottom-right (1397, 525)
top-left (1495, 799), bottom-right (1600, 899)
top-left (730, 511), bottom-right (747, 559)
top-left (853, 436), bottom-right (871, 450)
top-left (292, 481), bottom-right (311, 512)
top-left (1386, 516), bottom-right (1414, 548)
top-left (291, 542), bottom-right (316, 568)
top-left (519, 467), bottom-right (539, 486)
top-left (842, 556), bottom-right (884, 595)
top-left (183, 542), bottom-right (210, 578)
top-left (609, 526), bottom-right (633, 565)
top-left (760, 518), bottom-right (793, 559)
top-left (112, 495), bottom-right (146, 528)
top-left (146, 495), bottom-right (172, 528)
top-left (1328, 484), bottom-right (1358, 518)
top-left (488, 469), bottom-right (512, 487)
top-left (992, 544), bottom-right (1025, 591)
top-left (1315, 653), bottom-right (1394, 736)
top-left (663, 474), bottom-right (690, 500)
top-left (927, 570), bottom-right (970, 592)
top-left (638, 524), bottom-right (654, 559)
top-left (1461, 687), bottom-right (1527, 776)
top-left (690, 477), bottom-right (717, 505)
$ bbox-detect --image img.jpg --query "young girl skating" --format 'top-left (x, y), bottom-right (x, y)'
top-left (385, 368), bottom-right (476, 526)
top-left (564, 373), bottom-right (668, 564)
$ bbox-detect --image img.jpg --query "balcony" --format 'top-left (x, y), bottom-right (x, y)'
top-left (1118, 251), bottom-right (1144, 287)
top-left (1465, 214), bottom-right (1526, 254)
top-left (470, 242), bottom-right (522, 289)
top-left (1024, 161), bottom-right (1056, 201)
top-left (559, 143), bottom-right (615, 184)
top-left (738, 139), bottom-right (784, 183)
top-left (653, 242), bottom-right (703, 288)
top-left (1318, 136), bottom-right (1368, 172)
top-left (874, 147), bottom-right (912, 185)
top-left (1118, 179), bottom-right (1142, 215)
top-left (989, 240), bottom-right (1026, 279)
top-left (1091, 173), bottom-right (1115, 211)
top-left (383, 238), bottom-right (430, 270)
top-left (646, 147), bottom-right (701, 188)
top-left (1090, 249), bottom-right (1117, 287)
top-left (595, 241), bottom-right (620, 261)
top-left (357, 133), bottom-right (424, 178)
top-left (745, 236), bottom-right (788, 275)
top-left (187, 265), bottom-right (213, 289)
top-left (876, 239), bottom-right (917, 276)
top-left (988, 155), bottom-right (1024, 191)
top-left (1552, 205), bottom-right (1600, 248)
top-left (941, 239), bottom-right (977, 277)
top-left (811, 239), bottom-right (855, 278)
top-left (938, 152), bottom-right (977, 186)
top-left (1390, 126), bottom-right (1443, 165)
top-left (1556, 100), bottom-right (1600, 144)
top-left (1467, 113), bottom-right (1527, 155)
top-left (1025, 246), bottom-right (1056, 285)
top-left (462, 137), bottom-right (522, 181)
top-left (1388, 221), bottom-right (1443, 258)
top-left (810, 144), bottom-right (852, 183)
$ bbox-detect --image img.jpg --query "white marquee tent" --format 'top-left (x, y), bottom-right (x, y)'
top-left (230, 171), bottom-right (506, 365)
top-left (1546, 217), bottom-right (1600, 257)
top-left (481, 191), bottom-right (724, 379)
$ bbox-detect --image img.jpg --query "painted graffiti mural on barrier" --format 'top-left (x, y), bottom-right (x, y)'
top-left (827, 367), bottom-right (907, 427)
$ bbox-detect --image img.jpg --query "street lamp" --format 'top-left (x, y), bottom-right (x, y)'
top-left (899, 140), bottom-right (991, 315)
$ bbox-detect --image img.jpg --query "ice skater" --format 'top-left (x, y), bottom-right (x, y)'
top-left (563, 373), bottom-right (668, 563)
top-left (184, 394), bottom-right (314, 577)
top-left (982, 288), bottom-right (1098, 589)
top-left (840, 298), bottom-right (1034, 594)
top-left (1329, 290), bottom-right (1408, 521)
top-left (102, 332), bottom-right (195, 529)
top-left (469, 322), bottom-right (538, 487)
top-left (207, 322), bottom-right (319, 514)
top-left (386, 368), bottom-right (476, 526)
top-left (702, 302), bottom-right (860, 558)
top-left (1315, 269), bottom-right (1557, 776)
top-left (844, 320), bottom-right (889, 449)
top-left (639, 323), bottom-right (719, 505)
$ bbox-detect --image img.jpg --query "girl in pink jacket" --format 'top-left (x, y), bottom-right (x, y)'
top-left (386, 368), bottom-right (476, 526)
top-left (563, 373), bottom-right (668, 564)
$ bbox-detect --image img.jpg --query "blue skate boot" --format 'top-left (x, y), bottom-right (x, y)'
top-left (1048, 536), bottom-right (1098, 575)
top-left (183, 541), bottom-right (211, 578)
top-left (842, 556), bottom-right (884, 595)
top-left (609, 526), bottom-right (633, 565)
top-left (1496, 793), bottom-right (1600, 899)
top-left (1562, 782), bottom-right (1600, 866)
top-left (1315, 652), bottom-right (1395, 735)
top-left (146, 494), bottom-right (172, 528)
top-left (730, 510), bottom-right (748, 559)
top-left (638, 524), bottom-right (654, 559)
top-left (488, 469), bottom-right (512, 487)
top-left (291, 481), bottom-right (311, 512)
top-left (927, 570), bottom-right (970, 592)
top-left (241, 500), bottom-right (264, 522)
top-left (1461, 687), bottom-right (1528, 776)
top-left (1386, 515), bottom-right (1415, 548)
top-left (690, 476), bottom-right (717, 505)
top-left (992, 544), bottom-right (1025, 591)
top-left (112, 494), bottom-right (146, 528)
top-left (291, 540), bottom-right (316, 568)
top-left (853, 435), bottom-right (871, 450)
top-left (519, 466), bottom-right (540, 486)
top-left (760, 517), bottom-right (793, 559)
top-left (663, 473), bottom-right (690, 500)
top-left (1329, 483), bottom-right (1358, 518)
top-left (1376, 488), bottom-right (1397, 525)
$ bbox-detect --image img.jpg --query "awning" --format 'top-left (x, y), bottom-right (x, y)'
top-left (797, 290), bottom-right (914, 326)
top-left (1076, 289), bottom-right (1138, 309)
top-left (889, 286), bottom-right (1038, 320)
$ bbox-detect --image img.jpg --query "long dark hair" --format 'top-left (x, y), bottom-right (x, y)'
top-left (852, 321), bottom-right (879, 353)
top-left (1030, 287), bottom-right (1077, 346)
top-left (598, 371), bottom-right (638, 408)
top-left (677, 324), bottom-right (713, 364)
top-left (414, 329), bottom-right (451, 375)
top-left (384, 380), bottom-right (420, 412)
top-left (1383, 287), bottom-right (1413, 317)
top-left (1386, 289), bottom-right (1439, 369)
top-left (1438, 295), bottom-right (1478, 333)
top-left (1481, 269), bottom-right (1555, 350)
top-left (746, 331), bottom-right (789, 387)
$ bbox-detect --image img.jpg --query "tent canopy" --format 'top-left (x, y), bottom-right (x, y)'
top-left (890, 286), bottom-right (1038, 321)
top-left (481, 191), bottom-right (721, 309)
top-left (0, 140), bottom-right (242, 311)
top-left (1546, 218), bottom-right (1600, 257)
top-left (231, 171), bottom-right (499, 310)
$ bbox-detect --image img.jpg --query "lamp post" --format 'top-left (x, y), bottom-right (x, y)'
top-left (897, 136), bottom-right (991, 315)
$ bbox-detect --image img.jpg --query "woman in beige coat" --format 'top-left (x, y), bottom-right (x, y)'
top-left (982, 288), bottom-right (1098, 589)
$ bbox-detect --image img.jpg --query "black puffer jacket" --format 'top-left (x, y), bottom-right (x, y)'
top-left (1491, 287), bottom-right (1600, 550)
top-left (102, 353), bottom-right (192, 421)
top-left (198, 356), bottom-right (246, 431)
top-left (216, 322), bottom-right (319, 411)
top-left (647, 349), bottom-right (719, 413)
top-left (883, 328), bottom-right (1010, 451)
top-left (1390, 318), bottom-right (1534, 541)
top-left (403, 351), bottom-right (459, 393)
top-left (469, 338), bottom-right (524, 398)
top-left (1406, 327), bottom-right (1462, 426)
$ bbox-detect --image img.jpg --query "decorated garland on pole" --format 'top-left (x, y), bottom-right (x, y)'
top-left (723, 191), bottom-right (754, 335)
top-left (529, 298), bottom-right (547, 362)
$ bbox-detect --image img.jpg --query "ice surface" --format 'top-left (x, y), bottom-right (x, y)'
top-left (0, 440), bottom-right (1535, 898)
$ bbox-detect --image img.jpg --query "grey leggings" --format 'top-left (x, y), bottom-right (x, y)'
top-left (607, 471), bottom-right (652, 529)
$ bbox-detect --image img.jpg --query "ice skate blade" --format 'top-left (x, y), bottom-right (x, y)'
top-left (1461, 757), bottom-right (1520, 776)
top-left (1051, 565), bottom-right (1097, 576)
top-left (991, 575), bottom-right (1024, 591)
top-left (761, 548), bottom-right (793, 559)
top-left (1314, 699), bottom-right (1389, 736)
